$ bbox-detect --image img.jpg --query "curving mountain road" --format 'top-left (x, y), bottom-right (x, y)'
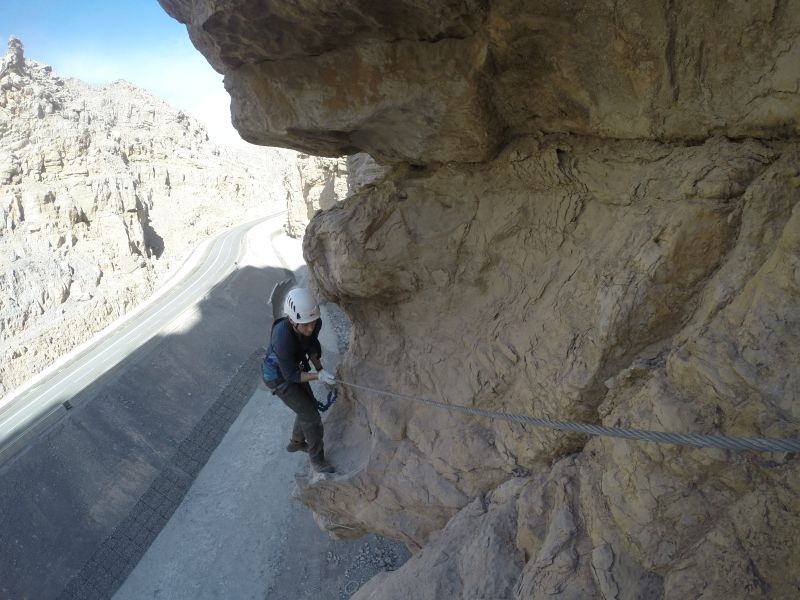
top-left (0, 210), bottom-right (309, 600)
top-left (0, 211), bottom-right (286, 465)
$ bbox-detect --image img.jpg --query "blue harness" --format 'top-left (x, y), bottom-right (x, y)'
top-left (316, 389), bottom-right (338, 412)
top-left (263, 350), bottom-right (338, 412)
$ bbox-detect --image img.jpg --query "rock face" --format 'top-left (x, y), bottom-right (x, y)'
top-left (284, 153), bottom-right (387, 238)
top-left (159, 0), bottom-right (799, 164)
top-left (0, 37), bottom-right (292, 396)
top-left (161, 2), bottom-right (800, 598)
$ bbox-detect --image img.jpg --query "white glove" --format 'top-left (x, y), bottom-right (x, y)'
top-left (317, 369), bottom-right (336, 385)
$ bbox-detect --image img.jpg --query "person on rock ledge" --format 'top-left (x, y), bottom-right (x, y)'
top-left (261, 287), bottom-right (336, 473)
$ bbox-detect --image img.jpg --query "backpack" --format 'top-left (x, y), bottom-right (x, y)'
top-left (261, 351), bottom-right (281, 383)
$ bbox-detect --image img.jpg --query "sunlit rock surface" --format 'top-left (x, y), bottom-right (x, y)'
top-left (0, 38), bottom-right (292, 396)
top-left (160, 0), bottom-right (799, 164)
top-left (283, 152), bottom-right (387, 238)
top-left (161, 1), bottom-right (800, 598)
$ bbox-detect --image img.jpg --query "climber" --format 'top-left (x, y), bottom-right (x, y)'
top-left (261, 287), bottom-right (337, 473)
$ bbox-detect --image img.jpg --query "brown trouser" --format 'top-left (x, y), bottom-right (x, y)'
top-left (271, 381), bottom-right (324, 462)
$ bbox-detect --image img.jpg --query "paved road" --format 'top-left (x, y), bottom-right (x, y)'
top-left (111, 300), bottom-right (409, 600)
top-left (0, 212), bottom-right (284, 466)
top-left (0, 215), bottom-right (296, 599)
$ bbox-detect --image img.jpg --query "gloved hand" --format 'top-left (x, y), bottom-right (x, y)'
top-left (317, 369), bottom-right (336, 386)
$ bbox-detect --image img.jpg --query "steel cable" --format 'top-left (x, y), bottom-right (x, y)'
top-left (335, 380), bottom-right (800, 454)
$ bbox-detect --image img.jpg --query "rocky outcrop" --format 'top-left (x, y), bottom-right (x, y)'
top-left (284, 153), bottom-right (387, 238)
top-left (161, 2), bottom-right (800, 598)
top-left (159, 0), bottom-right (799, 164)
top-left (0, 38), bottom-right (293, 396)
top-left (284, 154), bottom-right (347, 238)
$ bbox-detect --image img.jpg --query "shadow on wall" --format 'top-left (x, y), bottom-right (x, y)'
top-left (318, 174), bottom-right (339, 211)
top-left (142, 217), bottom-right (165, 258)
top-left (0, 263), bottom-right (293, 600)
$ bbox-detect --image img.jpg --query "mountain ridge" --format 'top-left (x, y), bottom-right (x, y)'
top-left (0, 36), bottom-right (292, 397)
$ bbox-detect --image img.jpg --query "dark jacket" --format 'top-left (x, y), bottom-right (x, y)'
top-left (267, 317), bottom-right (322, 384)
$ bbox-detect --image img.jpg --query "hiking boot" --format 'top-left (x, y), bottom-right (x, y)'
top-left (286, 439), bottom-right (309, 453)
top-left (311, 458), bottom-right (335, 474)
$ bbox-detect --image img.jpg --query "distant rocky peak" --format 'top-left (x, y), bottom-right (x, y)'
top-left (2, 35), bottom-right (25, 75)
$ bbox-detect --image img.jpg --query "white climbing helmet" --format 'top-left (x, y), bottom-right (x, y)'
top-left (284, 287), bottom-right (320, 324)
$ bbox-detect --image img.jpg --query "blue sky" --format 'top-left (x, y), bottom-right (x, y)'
top-left (0, 1), bottom-right (241, 144)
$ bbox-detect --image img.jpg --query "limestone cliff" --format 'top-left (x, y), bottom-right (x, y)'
top-left (284, 153), bottom-right (388, 238)
top-left (0, 37), bottom-right (293, 396)
top-left (160, 2), bottom-right (800, 598)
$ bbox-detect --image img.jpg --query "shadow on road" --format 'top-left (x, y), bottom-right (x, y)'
top-left (0, 263), bottom-right (293, 599)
